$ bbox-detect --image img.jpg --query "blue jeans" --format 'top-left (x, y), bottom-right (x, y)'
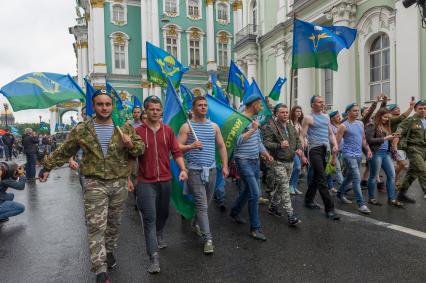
top-left (4, 145), bottom-right (12, 160)
top-left (25, 153), bottom-right (37, 179)
top-left (327, 156), bottom-right (344, 190)
top-left (0, 193), bottom-right (25, 220)
top-left (214, 166), bottom-right (226, 203)
top-left (231, 158), bottom-right (261, 231)
top-left (368, 151), bottom-right (396, 200)
top-left (289, 155), bottom-right (301, 189)
top-left (338, 156), bottom-right (366, 207)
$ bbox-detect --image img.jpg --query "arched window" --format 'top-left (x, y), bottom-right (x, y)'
top-left (111, 3), bottom-right (127, 26)
top-left (187, 27), bottom-right (204, 67)
top-left (164, 0), bottom-right (179, 16)
top-left (251, 0), bottom-right (258, 32)
top-left (217, 31), bottom-right (231, 68)
top-left (217, 3), bottom-right (228, 22)
top-left (369, 34), bottom-right (390, 100)
top-left (187, 0), bottom-right (201, 19)
top-left (163, 24), bottom-right (182, 60)
top-left (110, 32), bottom-right (129, 74)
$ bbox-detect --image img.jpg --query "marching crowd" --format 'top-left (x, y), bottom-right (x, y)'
top-left (3, 88), bottom-right (425, 283)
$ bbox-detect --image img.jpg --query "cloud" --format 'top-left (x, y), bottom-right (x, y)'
top-left (0, 0), bottom-right (77, 123)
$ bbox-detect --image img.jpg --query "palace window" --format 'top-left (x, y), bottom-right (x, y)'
top-left (217, 31), bottom-right (231, 68)
top-left (251, 0), bottom-right (258, 32)
top-left (111, 3), bottom-right (127, 26)
top-left (369, 34), bottom-right (390, 100)
top-left (187, 0), bottom-right (201, 19)
top-left (163, 24), bottom-right (182, 60)
top-left (110, 32), bottom-right (129, 75)
top-left (324, 69), bottom-right (333, 106)
top-left (164, 0), bottom-right (179, 16)
top-left (189, 40), bottom-right (201, 66)
top-left (217, 3), bottom-right (229, 23)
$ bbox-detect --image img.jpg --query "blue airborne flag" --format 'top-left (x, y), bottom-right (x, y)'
top-left (292, 19), bottom-right (357, 71)
top-left (147, 42), bottom-right (189, 88)
top-left (210, 72), bottom-right (229, 105)
top-left (106, 82), bottom-right (126, 127)
top-left (84, 78), bottom-right (95, 118)
top-left (179, 84), bottom-right (194, 112)
top-left (268, 77), bottom-right (287, 101)
top-left (0, 72), bottom-right (85, 111)
top-left (243, 80), bottom-right (273, 125)
top-left (132, 95), bottom-right (142, 109)
top-left (226, 61), bottom-right (249, 98)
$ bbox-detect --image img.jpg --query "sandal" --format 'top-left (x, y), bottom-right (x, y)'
top-left (388, 200), bottom-right (404, 208)
top-left (368, 199), bottom-right (383, 206)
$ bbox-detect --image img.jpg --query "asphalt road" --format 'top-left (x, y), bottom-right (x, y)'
top-left (1, 159), bottom-right (426, 283)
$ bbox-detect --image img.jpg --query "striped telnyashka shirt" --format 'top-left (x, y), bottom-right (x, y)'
top-left (93, 122), bottom-right (115, 156)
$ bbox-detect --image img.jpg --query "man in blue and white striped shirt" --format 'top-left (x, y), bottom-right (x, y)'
top-left (178, 96), bottom-right (228, 254)
top-left (230, 92), bottom-right (273, 241)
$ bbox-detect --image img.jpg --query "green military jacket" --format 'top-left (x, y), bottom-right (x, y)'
top-left (43, 118), bottom-right (144, 180)
top-left (263, 121), bottom-right (302, 162)
top-left (397, 114), bottom-right (426, 147)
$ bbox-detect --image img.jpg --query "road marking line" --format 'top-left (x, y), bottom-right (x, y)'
top-left (335, 208), bottom-right (426, 240)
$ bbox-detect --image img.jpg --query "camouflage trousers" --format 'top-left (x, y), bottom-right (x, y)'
top-left (400, 147), bottom-right (426, 193)
top-left (267, 160), bottom-right (294, 215)
top-left (83, 177), bottom-right (128, 274)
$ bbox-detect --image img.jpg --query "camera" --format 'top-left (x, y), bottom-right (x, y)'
top-left (403, 0), bottom-right (426, 27)
top-left (0, 161), bottom-right (25, 180)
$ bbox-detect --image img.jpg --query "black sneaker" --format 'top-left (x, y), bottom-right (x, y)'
top-left (267, 206), bottom-right (283, 217)
top-left (147, 253), bottom-right (160, 274)
top-left (288, 214), bottom-right (302, 226)
top-left (230, 213), bottom-right (247, 224)
top-left (96, 272), bottom-right (109, 283)
top-left (250, 230), bottom-right (267, 241)
top-left (0, 218), bottom-right (9, 223)
top-left (219, 202), bottom-right (227, 212)
top-left (106, 252), bottom-right (116, 269)
top-left (361, 180), bottom-right (368, 188)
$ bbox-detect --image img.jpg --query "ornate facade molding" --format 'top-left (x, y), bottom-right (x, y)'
top-left (206, 0), bottom-right (214, 6)
top-left (90, 0), bottom-right (105, 8)
top-left (325, 0), bottom-right (357, 26)
top-left (356, 7), bottom-right (396, 39)
top-left (233, 0), bottom-right (242, 11)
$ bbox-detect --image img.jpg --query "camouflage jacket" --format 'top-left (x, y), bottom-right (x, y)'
top-left (397, 114), bottom-right (426, 147)
top-left (263, 121), bottom-right (302, 162)
top-left (43, 118), bottom-right (144, 180)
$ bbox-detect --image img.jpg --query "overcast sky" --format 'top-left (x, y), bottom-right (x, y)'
top-left (0, 0), bottom-right (78, 123)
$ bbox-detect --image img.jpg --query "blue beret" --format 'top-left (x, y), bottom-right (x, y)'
top-left (345, 103), bottom-right (358, 113)
top-left (329, 110), bottom-right (338, 118)
top-left (387, 104), bottom-right (398, 111)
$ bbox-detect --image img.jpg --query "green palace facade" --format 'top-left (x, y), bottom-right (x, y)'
top-left (69, 0), bottom-right (240, 101)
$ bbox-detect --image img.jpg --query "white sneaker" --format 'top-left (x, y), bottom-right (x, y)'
top-left (339, 196), bottom-right (352, 204)
top-left (358, 205), bottom-right (371, 214)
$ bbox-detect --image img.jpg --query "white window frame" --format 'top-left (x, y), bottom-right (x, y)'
top-left (323, 69), bottom-right (333, 107)
top-left (110, 2), bottom-right (127, 26)
top-left (109, 32), bottom-right (130, 75)
top-left (215, 1), bottom-right (230, 24)
top-left (162, 24), bottom-right (182, 61)
top-left (368, 34), bottom-right (390, 101)
top-left (216, 31), bottom-right (232, 68)
top-left (186, 27), bottom-right (204, 68)
top-left (163, 0), bottom-right (180, 17)
top-left (186, 0), bottom-right (202, 20)
top-left (250, 0), bottom-right (258, 32)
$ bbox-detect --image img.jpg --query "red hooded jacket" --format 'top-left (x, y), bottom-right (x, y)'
top-left (135, 123), bottom-right (183, 183)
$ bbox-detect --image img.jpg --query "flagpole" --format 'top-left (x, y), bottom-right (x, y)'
top-left (289, 14), bottom-right (296, 109)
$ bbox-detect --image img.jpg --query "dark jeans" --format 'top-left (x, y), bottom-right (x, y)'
top-left (25, 153), bottom-right (37, 179)
top-left (305, 146), bottom-right (335, 212)
top-left (136, 181), bottom-right (171, 256)
top-left (0, 193), bottom-right (25, 220)
top-left (4, 145), bottom-right (12, 160)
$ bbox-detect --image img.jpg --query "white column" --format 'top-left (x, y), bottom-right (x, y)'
top-left (233, 2), bottom-right (240, 41)
top-left (91, 0), bottom-right (107, 74)
top-left (76, 43), bottom-right (83, 86)
top-left (326, 1), bottom-right (357, 111)
top-left (246, 55), bottom-right (257, 82)
top-left (50, 109), bottom-right (58, 135)
top-left (277, 0), bottom-right (286, 24)
top-left (81, 41), bottom-right (89, 79)
top-left (206, 0), bottom-right (216, 71)
top-left (141, 0), bottom-right (148, 68)
top-left (151, 0), bottom-right (160, 45)
top-left (298, 68), bottom-right (315, 109)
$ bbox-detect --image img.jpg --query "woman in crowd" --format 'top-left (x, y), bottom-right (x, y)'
top-left (289, 105), bottom-right (305, 195)
top-left (365, 108), bottom-right (403, 207)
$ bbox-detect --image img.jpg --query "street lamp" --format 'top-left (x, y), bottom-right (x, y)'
top-left (39, 115), bottom-right (42, 125)
top-left (3, 103), bottom-right (8, 128)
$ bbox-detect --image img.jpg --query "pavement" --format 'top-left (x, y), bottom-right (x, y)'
top-left (1, 157), bottom-right (426, 283)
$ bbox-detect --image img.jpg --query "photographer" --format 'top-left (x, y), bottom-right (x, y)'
top-left (0, 162), bottom-right (26, 225)
top-left (22, 128), bottom-right (38, 181)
